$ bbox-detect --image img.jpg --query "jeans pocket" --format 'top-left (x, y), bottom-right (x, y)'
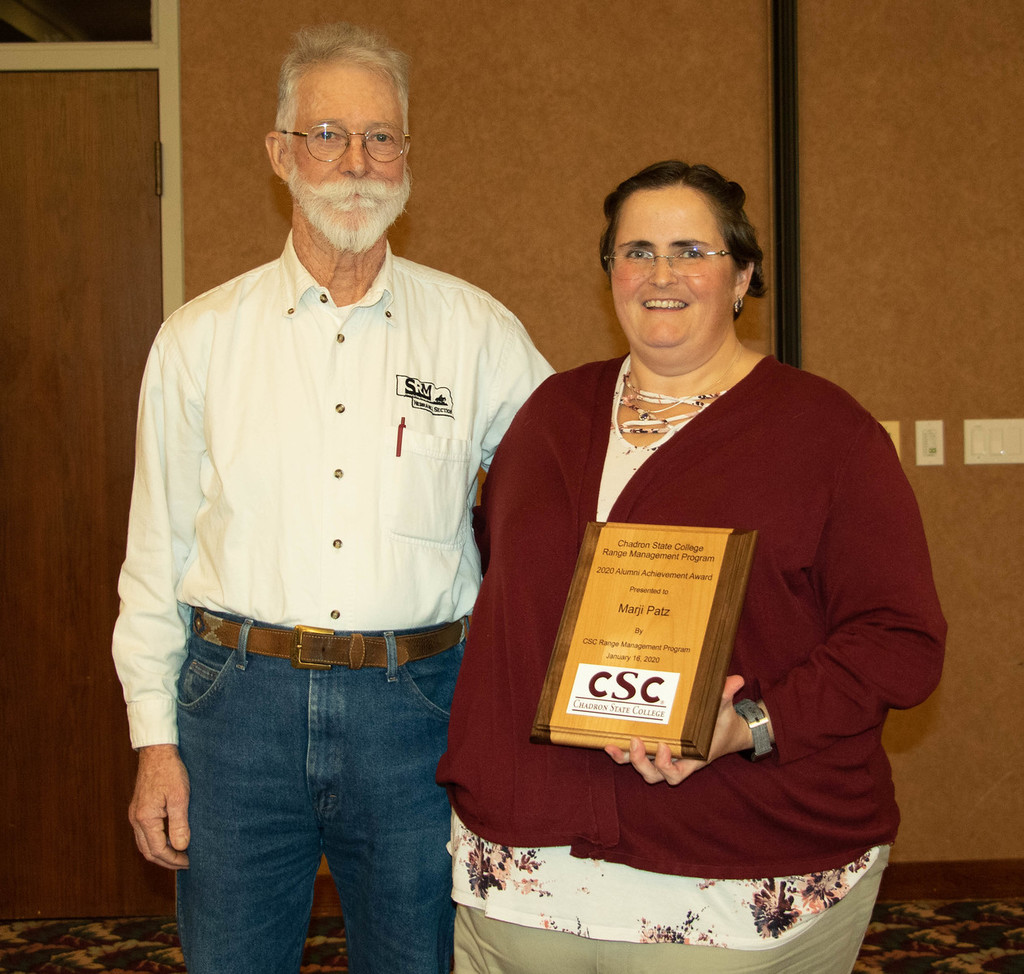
top-left (177, 630), bottom-right (236, 711)
top-left (398, 641), bottom-right (465, 721)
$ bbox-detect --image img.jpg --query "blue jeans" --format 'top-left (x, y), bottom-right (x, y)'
top-left (176, 609), bottom-right (461, 974)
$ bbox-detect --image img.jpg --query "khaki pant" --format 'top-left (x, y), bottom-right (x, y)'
top-left (454, 847), bottom-right (888, 974)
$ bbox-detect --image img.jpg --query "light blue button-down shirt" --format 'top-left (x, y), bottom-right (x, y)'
top-left (113, 235), bottom-right (552, 747)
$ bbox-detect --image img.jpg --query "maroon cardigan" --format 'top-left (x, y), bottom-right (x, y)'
top-left (437, 356), bottom-right (945, 879)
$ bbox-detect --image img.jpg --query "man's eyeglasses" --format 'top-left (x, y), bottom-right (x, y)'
top-left (603, 248), bottom-right (732, 279)
top-left (279, 122), bottom-right (410, 163)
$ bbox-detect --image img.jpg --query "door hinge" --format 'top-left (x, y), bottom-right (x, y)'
top-left (154, 141), bottom-right (164, 197)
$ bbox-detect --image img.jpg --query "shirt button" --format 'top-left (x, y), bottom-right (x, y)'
top-left (335, 403), bottom-right (345, 413)
top-left (337, 333), bottom-right (345, 343)
top-left (333, 539), bottom-right (342, 548)
top-left (287, 308), bottom-right (295, 316)
top-left (330, 610), bottom-right (340, 620)
top-left (333, 469), bottom-right (343, 479)
top-left (385, 310), bottom-right (392, 319)
top-left (320, 293), bottom-right (329, 303)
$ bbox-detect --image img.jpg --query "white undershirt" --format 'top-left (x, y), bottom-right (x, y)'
top-left (597, 358), bottom-right (691, 520)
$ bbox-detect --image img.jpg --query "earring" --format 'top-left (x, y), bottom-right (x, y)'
top-left (733, 297), bottom-right (744, 314)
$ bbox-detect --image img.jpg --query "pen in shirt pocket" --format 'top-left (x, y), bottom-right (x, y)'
top-left (396, 416), bottom-right (406, 457)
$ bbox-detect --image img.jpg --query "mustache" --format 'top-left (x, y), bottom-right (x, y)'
top-left (301, 177), bottom-right (405, 210)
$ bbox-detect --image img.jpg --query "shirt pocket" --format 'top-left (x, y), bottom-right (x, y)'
top-left (384, 426), bottom-right (473, 548)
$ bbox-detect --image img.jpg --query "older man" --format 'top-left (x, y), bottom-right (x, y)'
top-left (112, 22), bottom-right (551, 974)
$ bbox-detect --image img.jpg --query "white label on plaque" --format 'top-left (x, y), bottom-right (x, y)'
top-left (566, 663), bottom-right (681, 725)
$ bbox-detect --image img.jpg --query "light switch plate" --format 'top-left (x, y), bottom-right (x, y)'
top-left (916, 420), bottom-right (944, 465)
top-left (879, 421), bottom-right (901, 459)
top-left (964, 419), bottom-right (1024, 464)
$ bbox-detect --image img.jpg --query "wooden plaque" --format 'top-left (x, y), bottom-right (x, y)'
top-left (531, 522), bottom-right (757, 760)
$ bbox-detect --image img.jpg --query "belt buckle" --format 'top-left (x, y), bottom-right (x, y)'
top-left (291, 625), bottom-right (334, 670)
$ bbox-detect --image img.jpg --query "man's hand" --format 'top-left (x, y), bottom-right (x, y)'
top-left (604, 674), bottom-right (750, 785)
top-left (128, 743), bottom-right (191, 869)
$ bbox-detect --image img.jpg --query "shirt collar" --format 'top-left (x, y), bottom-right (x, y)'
top-left (279, 233), bottom-right (396, 322)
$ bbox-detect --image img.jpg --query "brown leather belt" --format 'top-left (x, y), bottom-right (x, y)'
top-left (191, 607), bottom-right (465, 671)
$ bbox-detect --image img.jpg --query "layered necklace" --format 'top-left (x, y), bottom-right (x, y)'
top-left (617, 348), bottom-right (740, 437)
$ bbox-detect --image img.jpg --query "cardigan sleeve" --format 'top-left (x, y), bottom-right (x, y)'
top-left (758, 416), bottom-right (946, 764)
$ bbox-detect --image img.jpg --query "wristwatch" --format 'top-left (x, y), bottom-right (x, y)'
top-left (734, 698), bottom-right (773, 762)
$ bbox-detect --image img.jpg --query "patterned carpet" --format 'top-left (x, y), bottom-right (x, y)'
top-left (856, 900), bottom-right (1024, 973)
top-left (0, 900), bottom-right (1022, 972)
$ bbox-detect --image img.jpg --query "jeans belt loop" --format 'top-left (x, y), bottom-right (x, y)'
top-left (348, 632), bottom-right (365, 670)
top-left (236, 618), bottom-right (254, 670)
top-left (385, 631), bottom-right (398, 682)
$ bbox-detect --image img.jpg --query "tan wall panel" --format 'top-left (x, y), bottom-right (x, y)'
top-left (179, 0), bottom-right (772, 370)
top-left (799, 1), bottom-right (1024, 861)
top-left (179, 0), bottom-right (1023, 870)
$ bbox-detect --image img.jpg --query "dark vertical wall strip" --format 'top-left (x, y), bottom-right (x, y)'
top-left (772, 0), bottom-right (801, 367)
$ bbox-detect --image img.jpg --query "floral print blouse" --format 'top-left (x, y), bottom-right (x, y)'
top-left (451, 814), bottom-right (881, 949)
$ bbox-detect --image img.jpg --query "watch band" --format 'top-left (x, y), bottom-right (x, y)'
top-left (734, 698), bottom-right (773, 762)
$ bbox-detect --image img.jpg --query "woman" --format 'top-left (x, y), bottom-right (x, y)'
top-left (436, 161), bottom-right (945, 973)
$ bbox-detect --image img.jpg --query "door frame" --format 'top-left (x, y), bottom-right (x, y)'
top-left (0, 0), bottom-right (183, 318)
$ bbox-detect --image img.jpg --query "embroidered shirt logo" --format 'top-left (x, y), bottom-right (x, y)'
top-left (396, 374), bottom-right (454, 418)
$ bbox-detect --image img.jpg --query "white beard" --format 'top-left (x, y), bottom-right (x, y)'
top-left (288, 166), bottom-right (411, 254)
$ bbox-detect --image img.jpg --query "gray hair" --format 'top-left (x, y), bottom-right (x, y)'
top-left (275, 22), bottom-right (410, 130)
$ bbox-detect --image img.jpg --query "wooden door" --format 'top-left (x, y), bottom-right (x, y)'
top-left (0, 70), bottom-right (174, 917)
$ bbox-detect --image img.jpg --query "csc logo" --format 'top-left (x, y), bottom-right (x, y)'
top-left (587, 669), bottom-right (664, 703)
